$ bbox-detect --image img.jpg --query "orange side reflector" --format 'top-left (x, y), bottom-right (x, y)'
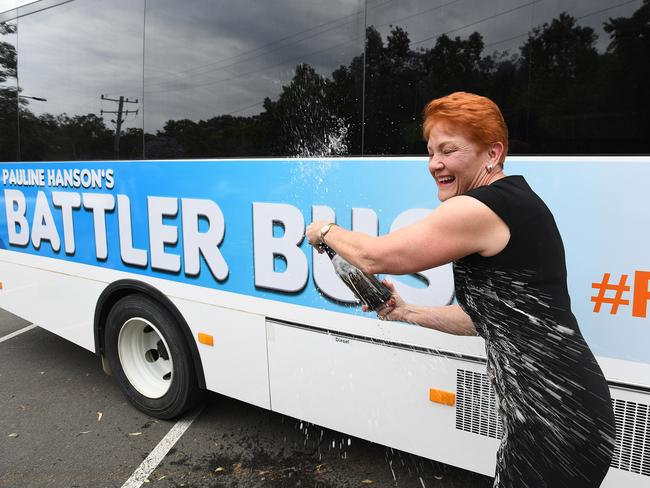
top-left (429, 388), bottom-right (456, 406)
top-left (198, 333), bottom-right (214, 346)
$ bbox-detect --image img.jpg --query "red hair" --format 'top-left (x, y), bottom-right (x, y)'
top-left (423, 92), bottom-right (508, 164)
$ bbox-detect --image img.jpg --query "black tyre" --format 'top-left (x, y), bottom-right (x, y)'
top-left (104, 294), bottom-right (201, 419)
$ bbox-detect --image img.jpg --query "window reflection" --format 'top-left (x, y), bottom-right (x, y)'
top-left (0, 17), bottom-right (18, 162)
top-left (6, 0), bottom-right (650, 160)
top-left (144, 0), bottom-right (365, 158)
top-left (363, 0), bottom-right (538, 155)
top-left (363, 0), bottom-right (649, 155)
top-left (528, 0), bottom-right (648, 153)
top-left (17, 0), bottom-right (144, 161)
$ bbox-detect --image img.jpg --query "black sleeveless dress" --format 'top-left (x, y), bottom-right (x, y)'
top-left (454, 176), bottom-right (616, 488)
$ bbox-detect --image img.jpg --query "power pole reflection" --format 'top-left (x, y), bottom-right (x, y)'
top-left (100, 94), bottom-right (139, 160)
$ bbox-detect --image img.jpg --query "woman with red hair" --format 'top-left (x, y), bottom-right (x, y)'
top-left (306, 92), bottom-right (615, 487)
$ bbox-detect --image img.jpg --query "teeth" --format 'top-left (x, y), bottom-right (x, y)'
top-left (439, 176), bottom-right (455, 183)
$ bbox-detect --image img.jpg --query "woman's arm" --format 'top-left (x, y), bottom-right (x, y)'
top-left (375, 280), bottom-right (477, 336)
top-left (393, 303), bottom-right (477, 336)
top-left (306, 195), bottom-right (509, 275)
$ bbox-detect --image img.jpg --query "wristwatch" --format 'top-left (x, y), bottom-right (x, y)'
top-left (319, 222), bottom-right (336, 243)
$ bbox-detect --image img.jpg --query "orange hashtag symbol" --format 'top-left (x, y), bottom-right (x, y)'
top-left (591, 273), bottom-right (630, 315)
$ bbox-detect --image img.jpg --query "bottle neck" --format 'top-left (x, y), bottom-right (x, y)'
top-left (320, 242), bottom-right (337, 259)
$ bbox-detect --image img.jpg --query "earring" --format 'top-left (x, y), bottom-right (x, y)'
top-left (486, 163), bottom-right (493, 173)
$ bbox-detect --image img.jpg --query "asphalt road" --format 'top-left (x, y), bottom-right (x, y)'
top-left (0, 308), bottom-right (494, 488)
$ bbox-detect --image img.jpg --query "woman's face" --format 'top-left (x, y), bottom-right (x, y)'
top-left (427, 121), bottom-right (488, 202)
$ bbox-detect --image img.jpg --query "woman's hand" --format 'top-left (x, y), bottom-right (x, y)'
top-left (363, 279), bottom-right (408, 322)
top-left (305, 220), bottom-right (330, 251)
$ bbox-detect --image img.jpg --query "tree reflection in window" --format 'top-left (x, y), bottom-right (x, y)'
top-left (6, 0), bottom-right (650, 160)
top-left (0, 20), bottom-right (18, 162)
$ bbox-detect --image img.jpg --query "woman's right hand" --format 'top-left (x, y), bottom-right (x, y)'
top-left (362, 279), bottom-right (408, 322)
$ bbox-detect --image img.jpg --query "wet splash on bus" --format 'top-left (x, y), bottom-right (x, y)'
top-left (290, 116), bottom-right (349, 159)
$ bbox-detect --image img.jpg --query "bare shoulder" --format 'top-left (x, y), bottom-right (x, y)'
top-left (432, 196), bottom-right (510, 257)
top-left (439, 194), bottom-right (496, 215)
top-left (433, 194), bottom-right (501, 225)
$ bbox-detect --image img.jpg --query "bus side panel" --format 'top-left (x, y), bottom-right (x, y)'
top-left (603, 456), bottom-right (650, 488)
top-left (266, 319), bottom-right (499, 477)
top-left (170, 298), bottom-right (270, 410)
top-left (0, 259), bottom-right (101, 352)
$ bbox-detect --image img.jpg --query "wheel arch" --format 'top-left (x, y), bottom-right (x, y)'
top-left (94, 279), bottom-right (206, 389)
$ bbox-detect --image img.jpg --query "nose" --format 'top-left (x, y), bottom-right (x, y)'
top-left (429, 157), bottom-right (444, 175)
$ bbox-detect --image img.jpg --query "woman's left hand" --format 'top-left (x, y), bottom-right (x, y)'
top-left (305, 220), bottom-right (330, 249)
top-left (363, 279), bottom-right (406, 321)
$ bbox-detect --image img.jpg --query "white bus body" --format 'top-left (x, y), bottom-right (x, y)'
top-left (0, 156), bottom-right (648, 486)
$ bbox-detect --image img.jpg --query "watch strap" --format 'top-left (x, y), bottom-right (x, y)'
top-left (320, 222), bottom-right (336, 242)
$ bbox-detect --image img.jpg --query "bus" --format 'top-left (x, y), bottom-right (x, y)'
top-left (1, 0), bottom-right (648, 486)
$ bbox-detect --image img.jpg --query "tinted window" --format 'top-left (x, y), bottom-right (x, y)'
top-left (527, 0), bottom-right (649, 154)
top-left (0, 17), bottom-right (18, 162)
top-left (8, 0), bottom-right (650, 160)
top-left (17, 0), bottom-right (144, 161)
top-left (362, 0), bottom-right (649, 155)
top-left (143, 0), bottom-right (365, 158)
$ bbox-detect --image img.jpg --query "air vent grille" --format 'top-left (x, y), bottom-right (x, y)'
top-left (611, 398), bottom-right (650, 476)
top-left (455, 369), bottom-right (650, 477)
top-left (455, 369), bottom-right (503, 439)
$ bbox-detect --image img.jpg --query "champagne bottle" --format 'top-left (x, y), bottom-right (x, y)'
top-left (320, 243), bottom-right (392, 312)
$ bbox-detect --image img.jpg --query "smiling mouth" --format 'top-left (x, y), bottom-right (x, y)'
top-left (437, 176), bottom-right (455, 185)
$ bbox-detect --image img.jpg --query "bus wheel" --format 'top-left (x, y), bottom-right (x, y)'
top-left (104, 294), bottom-right (201, 419)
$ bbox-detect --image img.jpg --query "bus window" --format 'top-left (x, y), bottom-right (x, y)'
top-left (143, 0), bottom-right (366, 159)
top-left (0, 17), bottom-right (18, 162)
top-left (16, 0), bottom-right (145, 162)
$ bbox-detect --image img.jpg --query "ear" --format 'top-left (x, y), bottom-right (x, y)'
top-left (487, 142), bottom-right (505, 164)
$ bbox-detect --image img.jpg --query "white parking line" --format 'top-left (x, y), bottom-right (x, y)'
top-left (0, 324), bottom-right (37, 344)
top-left (121, 406), bottom-right (204, 488)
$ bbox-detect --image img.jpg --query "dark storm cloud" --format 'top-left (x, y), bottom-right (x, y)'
top-left (11, 0), bottom-right (644, 131)
top-left (142, 0), bottom-right (366, 128)
top-left (16, 0), bottom-right (145, 127)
